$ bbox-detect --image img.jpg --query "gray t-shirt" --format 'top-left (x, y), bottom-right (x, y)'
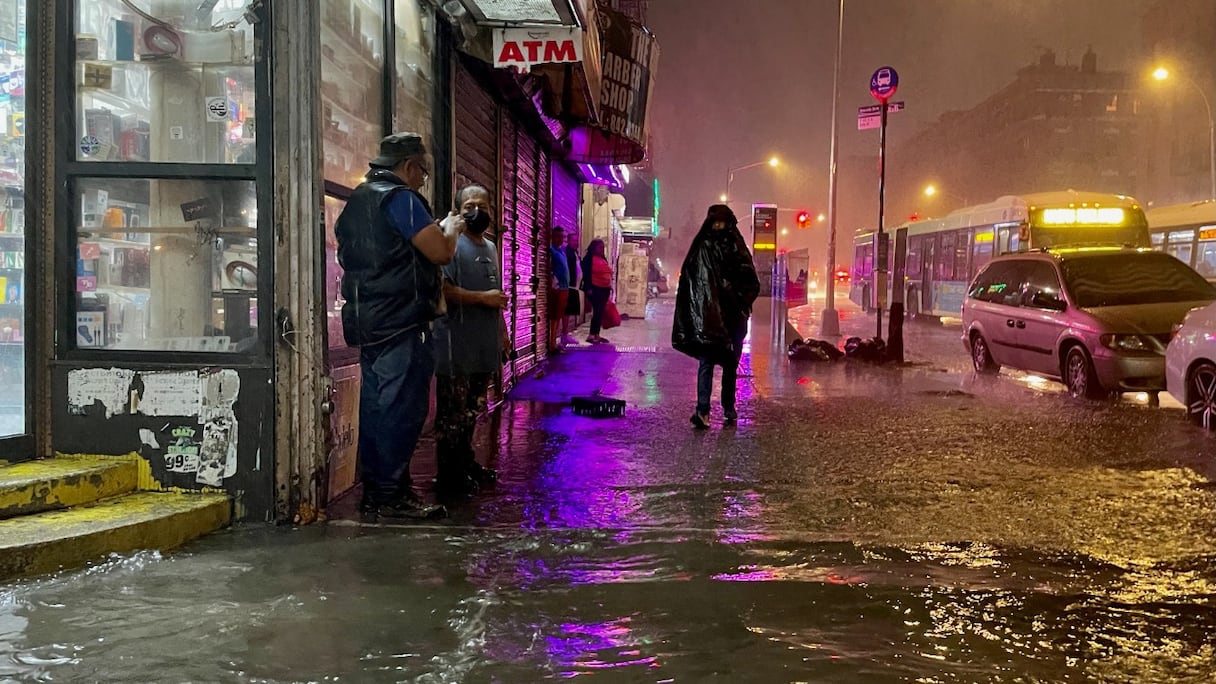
top-left (434, 234), bottom-right (503, 376)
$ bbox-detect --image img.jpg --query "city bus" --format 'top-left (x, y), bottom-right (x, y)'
top-left (850, 191), bottom-right (1150, 318)
top-left (1145, 200), bottom-right (1216, 280)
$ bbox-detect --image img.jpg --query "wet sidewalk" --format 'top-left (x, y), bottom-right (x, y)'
top-left (4, 295), bottom-right (1216, 682)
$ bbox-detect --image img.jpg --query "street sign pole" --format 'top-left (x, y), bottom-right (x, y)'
top-left (868, 66), bottom-right (898, 344)
top-left (875, 100), bottom-right (888, 341)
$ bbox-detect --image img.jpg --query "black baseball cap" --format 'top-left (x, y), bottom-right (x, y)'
top-left (370, 132), bottom-right (427, 169)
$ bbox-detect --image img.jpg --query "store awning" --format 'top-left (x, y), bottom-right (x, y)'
top-left (455, 0), bottom-right (582, 26)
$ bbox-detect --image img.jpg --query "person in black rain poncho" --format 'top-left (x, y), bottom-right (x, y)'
top-left (672, 204), bottom-right (760, 429)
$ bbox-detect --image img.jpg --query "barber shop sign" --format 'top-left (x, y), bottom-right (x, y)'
top-left (494, 27), bottom-right (583, 70)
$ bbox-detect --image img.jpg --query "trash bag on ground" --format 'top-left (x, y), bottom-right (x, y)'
top-left (788, 338), bottom-right (844, 362)
top-left (843, 336), bottom-right (889, 363)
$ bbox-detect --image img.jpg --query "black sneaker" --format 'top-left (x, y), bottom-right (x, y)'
top-left (723, 408), bottom-right (738, 425)
top-left (690, 413), bottom-right (710, 430)
top-left (374, 491), bottom-right (448, 521)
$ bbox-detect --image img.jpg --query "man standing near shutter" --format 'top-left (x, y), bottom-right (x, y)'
top-left (335, 133), bottom-right (463, 522)
top-left (432, 184), bottom-right (509, 497)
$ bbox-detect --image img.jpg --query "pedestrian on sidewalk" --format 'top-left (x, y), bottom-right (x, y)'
top-left (547, 226), bottom-right (570, 355)
top-left (672, 204), bottom-right (760, 429)
top-left (562, 231), bottom-right (582, 347)
top-left (336, 133), bottom-right (458, 521)
top-left (581, 238), bottom-right (614, 344)
top-left (432, 184), bottom-right (508, 498)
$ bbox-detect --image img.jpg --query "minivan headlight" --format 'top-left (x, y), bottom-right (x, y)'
top-left (1100, 334), bottom-right (1154, 352)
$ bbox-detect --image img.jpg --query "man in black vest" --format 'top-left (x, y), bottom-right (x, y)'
top-left (336, 133), bottom-right (464, 522)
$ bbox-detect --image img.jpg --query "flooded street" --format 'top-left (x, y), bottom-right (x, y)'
top-left (4, 299), bottom-right (1216, 683)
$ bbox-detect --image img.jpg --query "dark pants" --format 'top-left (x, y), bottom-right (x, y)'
top-left (587, 286), bottom-right (611, 335)
top-left (358, 330), bottom-right (434, 502)
top-left (696, 328), bottom-right (747, 416)
top-left (434, 372), bottom-right (492, 479)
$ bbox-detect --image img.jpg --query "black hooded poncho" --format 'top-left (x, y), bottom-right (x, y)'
top-left (671, 207), bottom-right (761, 365)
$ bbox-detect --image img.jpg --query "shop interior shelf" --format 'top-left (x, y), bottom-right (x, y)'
top-left (80, 225), bottom-right (255, 236)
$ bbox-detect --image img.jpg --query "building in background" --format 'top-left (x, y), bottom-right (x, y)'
top-left (888, 49), bottom-right (1140, 221)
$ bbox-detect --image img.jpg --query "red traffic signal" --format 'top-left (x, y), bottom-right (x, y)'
top-left (796, 211), bottom-right (811, 229)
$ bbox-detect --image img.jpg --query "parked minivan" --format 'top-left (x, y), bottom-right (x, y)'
top-left (961, 248), bottom-right (1216, 398)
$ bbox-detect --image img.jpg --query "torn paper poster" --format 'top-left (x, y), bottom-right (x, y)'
top-left (165, 425), bottom-right (201, 474)
top-left (197, 408), bottom-right (237, 487)
top-left (67, 368), bottom-right (136, 418)
top-left (138, 428), bottom-right (161, 449)
top-left (201, 369), bottom-right (240, 411)
top-left (137, 370), bottom-right (201, 417)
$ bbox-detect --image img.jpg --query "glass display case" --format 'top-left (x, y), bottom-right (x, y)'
top-left (75, 0), bottom-right (256, 164)
top-left (74, 178), bottom-right (257, 351)
top-left (0, 1), bottom-right (24, 438)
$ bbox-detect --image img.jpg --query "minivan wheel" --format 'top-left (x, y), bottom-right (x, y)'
top-left (971, 333), bottom-right (999, 374)
top-left (1186, 361), bottom-right (1216, 431)
top-left (1064, 345), bottom-right (1104, 400)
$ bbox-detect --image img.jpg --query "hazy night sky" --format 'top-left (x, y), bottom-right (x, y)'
top-left (644, 0), bottom-right (1156, 261)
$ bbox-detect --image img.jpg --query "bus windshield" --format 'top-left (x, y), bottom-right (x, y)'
top-left (1061, 253), bottom-right (1216, 308)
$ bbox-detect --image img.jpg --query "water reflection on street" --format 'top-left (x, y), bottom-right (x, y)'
top-left (3, 298), bottom-right (1216, 682)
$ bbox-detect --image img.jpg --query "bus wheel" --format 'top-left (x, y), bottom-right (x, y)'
top-left (970, 333), bottom-right (1000, 374)
top-left (1064, 345), bottom-right (1104, 400)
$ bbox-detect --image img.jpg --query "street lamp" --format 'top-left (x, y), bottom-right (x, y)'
top-left (1152, 65), bottom-right (1216, 200)
top-left (923, 184), bottom-right (968, 205)
top-left (722, 156), bottom-right (779, 204)
top-left (822, 0), bottom-right (845, 336)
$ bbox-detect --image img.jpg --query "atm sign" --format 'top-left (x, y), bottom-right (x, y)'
top-left (494, 28), bottom-right (583, 69)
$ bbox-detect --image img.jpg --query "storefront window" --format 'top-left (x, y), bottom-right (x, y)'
top-left (74, 178), bottom-right (258, 351)
top-left (0, 1), bottom-right (23, 438)
top-left (321, 0), bottom-right (385, 188)
top-left (394, 0), bottom-right (433, 137)
top-left (75, 0), bottom-right (256, 164)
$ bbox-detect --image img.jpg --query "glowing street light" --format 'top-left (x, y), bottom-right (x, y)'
top-left (1151, 65), bottom-right (1215, 199)
top-left (816, 212), bottom-right (826, 222)
top-left (722, 156), bottom-right (780, 204)
top-left (923, 184), bottom-right (967, 205)
top-left (719, 193), bottom-right (728, 203)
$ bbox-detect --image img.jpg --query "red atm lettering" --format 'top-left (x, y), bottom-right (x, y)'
top-left (544, 40), bottom-right (577, 62)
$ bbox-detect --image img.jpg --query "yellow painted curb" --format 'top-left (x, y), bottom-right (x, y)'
top-left (0, 491), bottom-right (231, 581)
top-left (0, 457), bottom-right (138, 519)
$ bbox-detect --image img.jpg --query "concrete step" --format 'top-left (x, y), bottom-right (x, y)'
top-left (0, 491), bottom-right (231, 581)
top-left (0, 456), bottom-right (138, 520)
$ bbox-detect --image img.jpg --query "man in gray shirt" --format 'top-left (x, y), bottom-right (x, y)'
top-left (432, 184), bottom-right (510, 496)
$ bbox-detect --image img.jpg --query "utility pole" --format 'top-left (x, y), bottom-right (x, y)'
top-left (820, 0), bottom-right (844, 337)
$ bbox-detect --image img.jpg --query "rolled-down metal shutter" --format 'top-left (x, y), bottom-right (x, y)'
top-left (454, 63), bottom-right (498, 193)
top-left (500, 114), bottom-right (549, 382)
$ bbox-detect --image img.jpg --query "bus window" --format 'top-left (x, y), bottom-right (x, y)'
top-left (1151, 233), bottom-right (1165, 248)
top-left (906, 236), bottom-right (922, 278)
top-left (955, 231), bottom-right (970, 280)
top-left (972, 230), bottom-right (994, 277)
top-left (1168, 230), bottom-right (1196, 268)
top-left (937, 231), bottom-right (956, 280)
top-left (1197, 237), bottom-right (1216, 278)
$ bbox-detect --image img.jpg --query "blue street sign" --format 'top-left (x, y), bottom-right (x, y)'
top-left (870, 66), bottom-right (899, 101)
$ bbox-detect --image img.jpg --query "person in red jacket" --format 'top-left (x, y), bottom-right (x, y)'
top-left (580, 239), bottom-right (614, 344)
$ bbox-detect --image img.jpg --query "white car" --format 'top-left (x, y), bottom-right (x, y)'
top-left (1166, 301), bottom-right (1216, 431)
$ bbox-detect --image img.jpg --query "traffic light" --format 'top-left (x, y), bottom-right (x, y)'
top-left (796, 210), bottom-right (811, 229)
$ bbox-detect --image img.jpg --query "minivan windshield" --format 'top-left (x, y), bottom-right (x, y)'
top-left (1061, 253), bottom-right (1216, 308)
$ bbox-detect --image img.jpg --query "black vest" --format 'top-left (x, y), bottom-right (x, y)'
top-left (336, 169), bottom-right (442, 347)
